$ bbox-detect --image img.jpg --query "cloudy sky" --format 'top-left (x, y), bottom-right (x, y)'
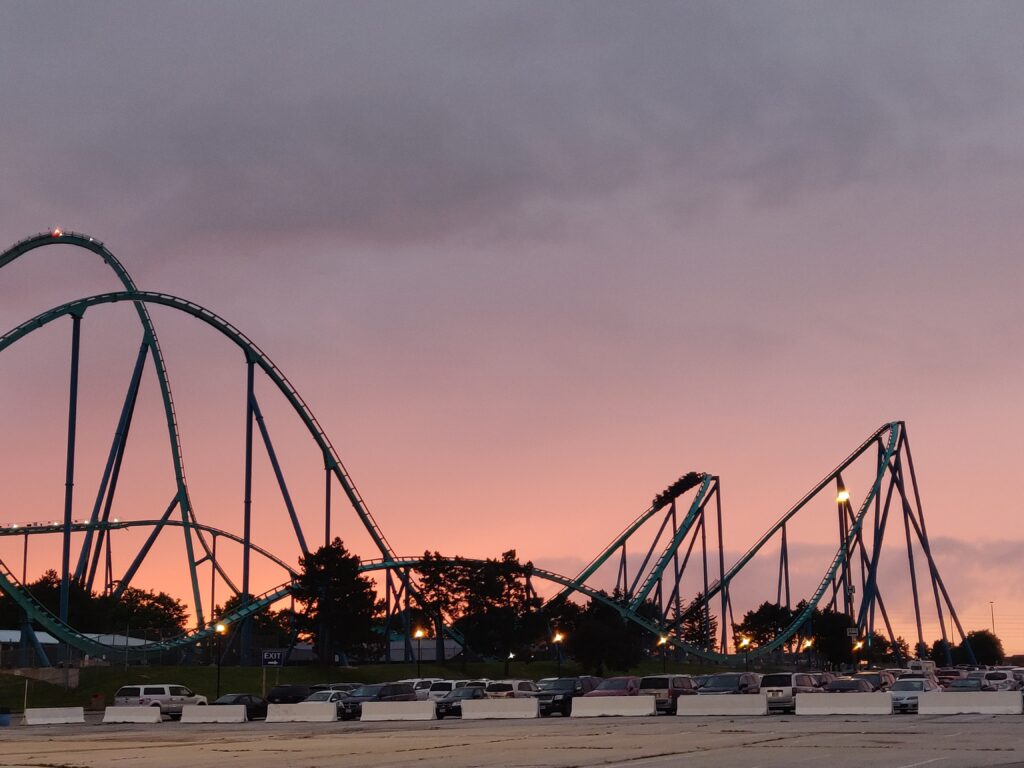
top-left (2, 3), bottom-right (1023, 651)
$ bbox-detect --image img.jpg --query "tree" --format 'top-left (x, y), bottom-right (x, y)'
top-left (677, 594), bottom-right (719, 651)
top-left (964, 629), bottom-right (1004, 665)
top-left (290, 538), bottom-right (380, 664)
top-left (732, 602), bottom-right (795, 650)
top-left (566, 591), bottom-right (659, 675)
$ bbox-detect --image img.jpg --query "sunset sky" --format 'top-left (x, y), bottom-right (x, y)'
top-left (2, 3), bottom-right (1023, 653)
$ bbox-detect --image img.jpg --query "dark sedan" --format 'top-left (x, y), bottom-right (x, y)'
top-left (825, 678), bottom-right (873, 693)
top-left (266, 684), bottom-right (312, 704)
top-left (339, 683), bottom-right (417, 720)
top-left (212, 693), bottom-right (268, 720)
top-left (435, 686), bottom-right (488, 719)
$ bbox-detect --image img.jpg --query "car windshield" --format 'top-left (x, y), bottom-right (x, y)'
top-left (213, 695), bottom-right (240, 704)
top-left (449, 688), bottom-right (481, 700)
top-left (639, 677), bottom-right (669, 689)
top-left (891, 680), bottom-right (923, 691)
top-left (855, 673), bottom-right (880, 684)
top-left (349, 685), bottom-right (384, 697)
top-left (761, 674), bottom-right (793, 687)
top-left (703, 675), bottom-right (741, 689)
top-left (305, 692), bottom-right (334, 701)
top-left (539, 678), bottom-right (576, 691)
top-left (596, 678), bottom-right (631, 690)
top-left (486, 683), bottom-right (514, 693)
top-left (430, 682), bottom-right (453, 692)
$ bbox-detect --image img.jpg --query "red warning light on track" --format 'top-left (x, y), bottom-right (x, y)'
top-left (51, 227), bottom-right (63, 237)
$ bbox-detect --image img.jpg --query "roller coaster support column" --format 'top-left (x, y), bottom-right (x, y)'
top-left (324, 463), bottom-right (331, 549)
top-left (241, 356), bottom-right (255, 665)
top-left (76, 340), bottom-right (149, 586)
top-left (60, 313), bottom-right (83, 626)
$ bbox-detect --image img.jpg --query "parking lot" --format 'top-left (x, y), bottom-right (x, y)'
top-left (3, 714), bottom-right (1024, 768)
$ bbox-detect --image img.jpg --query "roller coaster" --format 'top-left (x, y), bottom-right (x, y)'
top-left (0, 231), bottom-right (972, 666)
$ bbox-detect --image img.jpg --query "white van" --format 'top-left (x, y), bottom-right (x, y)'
top-left (114, 684), bottom-right (207, 718)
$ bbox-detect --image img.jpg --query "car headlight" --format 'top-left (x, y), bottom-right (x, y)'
top-left (553, 694), bottom-right (564, 700)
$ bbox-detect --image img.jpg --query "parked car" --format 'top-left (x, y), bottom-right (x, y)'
top-left (304, 689), bottom-right (349, 716)
top-left (584, 676), bottom-right (640, 697)
top-left (310, 682), bottom-right (361, 694)
top-left (399, 678), bottom-right (445, 701)
top-left (435, 686), bottom-right (489, 719)
top-left (485, 680), bottom-right (540, 699)
top-left (266, 684), bottom-right (313, 704)
top-left (890, 678), bottom-right (940, 713)
top-left (113, 684), bottom-right (207, 718)
top-left (947, 678), bottom-right (993, 692)
top-left (537, 677), bottom-right (601, 717)
top-left (967, 671), bottom-right (1017, 691)
top-left (852, 670), bottom-right (896, 692)
top-left (212, 693), bottom-right (268, 720)
top-left (339, 683), bottom-right (417, 719)
top-left (760, 672), bottom-right (821, 712)
top-left (825, 677), bottom-right (873, 693)
top-left (696, 673), bottom-right (761, 695)
top-left (638, 675), bottom-right (699, 713)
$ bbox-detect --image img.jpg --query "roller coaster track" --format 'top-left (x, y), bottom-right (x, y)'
top-left (0, 289), bottom-right (397, 563)
top-left (0, 233), bottom-right (971, 666)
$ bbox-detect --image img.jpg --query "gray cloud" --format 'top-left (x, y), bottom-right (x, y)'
top-left (3, 2), bottom-right (1023, 245)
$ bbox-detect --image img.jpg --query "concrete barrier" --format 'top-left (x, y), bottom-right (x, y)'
top-left (103, 706), bottom-right (163, 724)
top-left (571, 695), bottom-right (657, 718)
top-left (360, 701), bottom-right (437, 721)
top-left (918, 692), bottom-right (1023, 715)
top-left (265, 702), bottom-right (338, 723)
top-left (796, 693), bottom-right (892, 715)
top-left (462, 698), bottom-right (539, 720)
top-left (24, 707), bottom-right (85, 725)
top-left (181, 704), bottom-right (247, 723)
top-left (676, 694), bottom-right (767, 716)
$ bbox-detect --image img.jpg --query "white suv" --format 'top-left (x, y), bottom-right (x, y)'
top-left (114, 684), bottom-right (207, 718)
top-left (485, 680), bottom-right (540, 699)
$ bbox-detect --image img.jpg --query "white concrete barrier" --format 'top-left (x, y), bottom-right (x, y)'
top-left (265, 702), bottom-right (338, 723)
top-left (181, 704), bottom-right (247, 723)
top-left (360, 701), bottom-right (437, 721)
top-left (796, 692), bottom-right (892, 715)
top-left (918, 692), bottom-right (1023, 715)
top-left (103, 706), bottom-right (163, 724)
top-left (676, 694), bottom-right (767, 716)
top-left (571, 695), bottom-right (657, 718)
top-left (462, 698), bottom-right (539, 720)
top-left (24, 707), bottom-right (85, 725)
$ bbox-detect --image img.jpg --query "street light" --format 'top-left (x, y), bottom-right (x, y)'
top-left (836, 489), bottom-right (850, 503)
top-left (214, 622), bottom-right (228, 699)
top-left (738, 636), bottom-right (752, 672)
top-left (553, 631), bottom-right (565, 677)
top-left (413, 628), bottom-right (426, 678)
top-left (658, 635), bottom-right (669, 672)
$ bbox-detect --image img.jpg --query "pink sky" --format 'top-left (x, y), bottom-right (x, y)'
top-left (1, 4), bottom-right (1023, 653)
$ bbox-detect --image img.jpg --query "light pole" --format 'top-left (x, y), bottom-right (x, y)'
top-left (990, 602), bottom-right (996, 635)
top-left (801, 638), bottom-right (814, 667)
top-left (738, 636), bottom-right (751, 672)
top-left (658, 635), bottom-right (669, 672)
top-left (553, 631), bottom-right (565, 677)
top-left (414, 628), bottom-right (425, 678)
top-left (214, 622), bottom-right (227, 699)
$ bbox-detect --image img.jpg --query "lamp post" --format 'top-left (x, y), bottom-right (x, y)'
top-left (413, 628), bottom-right (425, 678)
top-left (738, 636), bottom-right (751, 672)
top-left (658, 635), bottom-right (669, 672)
top-left (990, 602), bottom-right (996, 635)
top-left (214, 622), bottom-right (227, 699)
top-left (553, 631), bottom-right (565, 677)
top-left (801, 638), bottom-right (814, 667)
